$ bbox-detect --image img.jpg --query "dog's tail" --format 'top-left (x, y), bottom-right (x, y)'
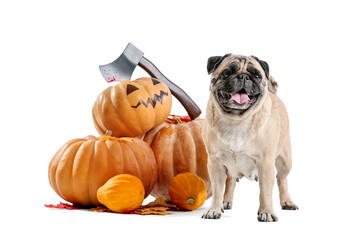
top-left (268, 75), bottom-right (278, 94)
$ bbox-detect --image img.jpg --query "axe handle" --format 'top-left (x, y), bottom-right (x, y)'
top-left (139, 57), bottom-right (202, 120)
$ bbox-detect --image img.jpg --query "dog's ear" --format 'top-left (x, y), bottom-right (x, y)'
top-left (268, 75), bottom-right (278, 94)
top-left (207, 54), bottom-right (231, 74)
top-left (252, 56), bottom-right (269, 79)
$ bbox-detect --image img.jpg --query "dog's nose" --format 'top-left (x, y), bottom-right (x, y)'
top-left (238, 74), bottom-right (250, 81)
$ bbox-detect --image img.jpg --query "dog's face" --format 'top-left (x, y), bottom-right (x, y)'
top-left (207, 54), bottom-right (270, 116)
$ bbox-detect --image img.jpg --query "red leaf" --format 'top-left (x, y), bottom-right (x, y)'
top-left (45, 202), bottom-right (84, 210)
top-left (166, 115), bottom-right (192, 124)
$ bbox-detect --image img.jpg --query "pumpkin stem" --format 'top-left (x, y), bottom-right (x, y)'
top-left (98, 130), bottom-right (120, 141)
top-left (186, 198), bottom-right (195, 205)
top-left (174, 116), bottom-right (182, 124)
top-left (105, 130), bottom-right (113, 136)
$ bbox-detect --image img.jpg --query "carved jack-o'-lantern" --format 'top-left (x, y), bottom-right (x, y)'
top-left (93, 77), bottom-right (172, 137)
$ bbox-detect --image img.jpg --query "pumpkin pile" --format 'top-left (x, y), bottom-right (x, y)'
top-left (48, 77), bottom-right (211, 213)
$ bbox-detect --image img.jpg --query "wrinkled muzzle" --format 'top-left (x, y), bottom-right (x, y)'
top-left (215, 73), bottom-right (263, 112)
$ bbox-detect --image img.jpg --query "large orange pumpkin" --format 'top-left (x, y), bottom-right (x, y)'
top-left (140, 115), bottom-right (211, 201)
top-left (48, 133), bottom-right (157, 207)
top-left (92, 77), bottom-right (172, 137)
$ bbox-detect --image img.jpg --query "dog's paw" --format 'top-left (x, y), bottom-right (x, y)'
top-left (202, 209), bottom-right (223, 219)
top-left (281, 200), bottom-right (299, 210)
top-left (257, 212), bottom-right (278, 222)
top-left (223, 201), bottom-right (232, 210)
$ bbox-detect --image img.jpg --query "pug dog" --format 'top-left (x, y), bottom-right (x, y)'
top-left (201, 54), bottom-right (298, 221)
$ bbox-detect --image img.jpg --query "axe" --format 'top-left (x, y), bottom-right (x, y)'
top-left (99, 43), bottom-right (202, 120)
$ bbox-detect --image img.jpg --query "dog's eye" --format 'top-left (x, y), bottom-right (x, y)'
top-left (254, 72), bottom-right (263, 81)
top-left (221, 70), bottom-right (231, 79)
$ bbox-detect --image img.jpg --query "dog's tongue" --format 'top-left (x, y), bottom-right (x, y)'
top-left (229, 93), bottom-right (250, 104)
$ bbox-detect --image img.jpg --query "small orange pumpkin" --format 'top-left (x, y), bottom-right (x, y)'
top-left (97, 174), bottom-right (145, 213)
top-left (141, 115), bottom-right (211, 201)
top-left (169, 172), bottom-right (207, 211)
top-left (48, 132), bottom-right (157, 207)
top-left (92, 77), bottom-right (172, 137)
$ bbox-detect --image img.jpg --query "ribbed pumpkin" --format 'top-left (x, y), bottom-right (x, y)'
top-left (140, 115), bottom-right (211, 201)
top-left (48, 133), bottom-right (157, 207)
top-left (92, 77), bottom-right (172, 137)
top-left (169, 172), bottom-right (207, 210)
top-left (97, 174), bottom-right (145, 213)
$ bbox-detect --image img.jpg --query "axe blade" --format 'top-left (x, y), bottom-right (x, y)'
top-left (99, 43), bottom-right (144, 83)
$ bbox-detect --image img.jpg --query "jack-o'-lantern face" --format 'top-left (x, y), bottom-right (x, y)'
top-left (92, 77), bottom-right (172, 137)
top-left (125, 78), bottom-right (169, 109)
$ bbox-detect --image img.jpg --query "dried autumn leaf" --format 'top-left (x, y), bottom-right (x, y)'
top-left (89, 206), bottom-right (112, 213)
top-left (90, 205), bottom-right (170, 215)
top-left (130, 197), bottom-right (180, 215)
top-left (89, 197), bottom-right (178, 215)
top-left (135, 207), bottom-right (171, 215)
top-left (141, 197), bottom-right (177, 209)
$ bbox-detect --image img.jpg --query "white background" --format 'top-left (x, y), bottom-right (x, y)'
top-left (1, 0), bottom-right (348, 239)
